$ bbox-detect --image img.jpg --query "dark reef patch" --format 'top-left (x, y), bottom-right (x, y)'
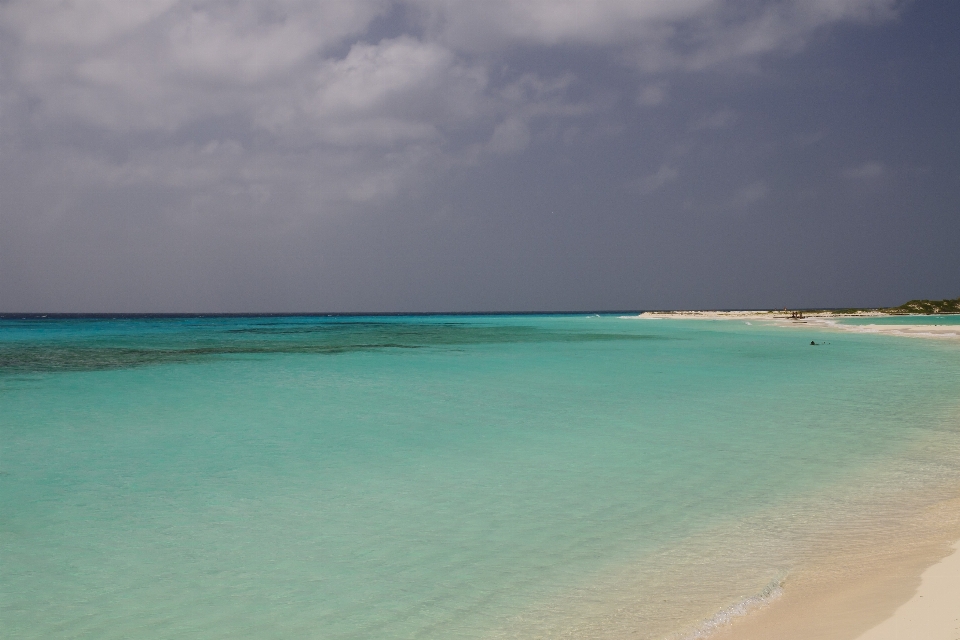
top-left (0, 320), bottom-right (665, 374)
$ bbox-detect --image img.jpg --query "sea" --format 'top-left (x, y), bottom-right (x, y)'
top-left (3, 314), bottom-right (960, 639)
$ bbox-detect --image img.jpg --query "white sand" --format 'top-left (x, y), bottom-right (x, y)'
top-left (627, 311), bottom-right (960, 340)
top-left (811, 318), bottom-right (960, 340)
top-left (854, 541), bottom-right (960, 640)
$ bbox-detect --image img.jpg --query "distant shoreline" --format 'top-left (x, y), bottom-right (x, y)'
top-left (627, 308), bottom-right (960, 341)
top-left (636, 296), bottom-right (960, 317)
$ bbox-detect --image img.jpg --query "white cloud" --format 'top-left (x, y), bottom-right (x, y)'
top-left (2, 0), bottom-right (179, 47)
top-left (167, 8), bottom-right (322, 82)
top-left (315, 38), bottom-right (461, 115)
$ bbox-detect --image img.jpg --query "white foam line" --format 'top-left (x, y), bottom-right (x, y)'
top-left (675, 577), bottom-right (785, 640)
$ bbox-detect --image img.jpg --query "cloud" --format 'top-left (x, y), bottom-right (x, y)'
top-left (636, 83), bottom-right (668, 106)
top-left (0, 0), bottom-right (903, 217)
top-left (729, 181), bottom-right (770, 208)
top-left (690, 109), bottom-right (737, 131)
top-left (417, 0), bottom-right (715, 50)
top-left (3, 0), bottom-right (179, 47)
top-left (629, 164), bottom-right (679, 194)
top-left (842, 161), bottom-right (885, 179)
top-left (273, 36), bottom-right (491, 148)
top-left (487, 117), bottom-right (532, 154)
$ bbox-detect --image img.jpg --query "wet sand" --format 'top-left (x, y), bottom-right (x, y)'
top-left (710, 497), bottom-right (960, 640)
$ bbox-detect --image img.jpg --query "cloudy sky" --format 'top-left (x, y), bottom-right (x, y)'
top-left (1, 0), bottom-right (957, 312)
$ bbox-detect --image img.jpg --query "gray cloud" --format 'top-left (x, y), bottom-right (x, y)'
top-left (636, 83), bottom-right (669, 107)
top-left (629, 164), bottom-right (679, 194)
top-left (690, 109), bottom-right (737, 131)
top-left (729, 181), bottom-right (770, 209)
top-left (842, 161), bottom-right (885, 179)
top-left (1, 0), bottom-right (901, 210)
top-left (5, 0), bottom-right (957, 313)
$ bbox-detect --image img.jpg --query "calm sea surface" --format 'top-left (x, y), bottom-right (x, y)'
top-left (3, 315), bottom-right (960, 639)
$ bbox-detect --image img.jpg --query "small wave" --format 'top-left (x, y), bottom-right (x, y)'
top-left (677, 575), bottom-right (785, 639)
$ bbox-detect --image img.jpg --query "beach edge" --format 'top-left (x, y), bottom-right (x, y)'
top-left (707, 512), bottom-right (960, 640)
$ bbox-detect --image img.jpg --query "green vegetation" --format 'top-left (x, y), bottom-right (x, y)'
top-left (886, 297), bottom-right (960, 315)
top-left (826, 308), bottom-right (866, 315)
top-left (795, 297), bottom-right (959, 315)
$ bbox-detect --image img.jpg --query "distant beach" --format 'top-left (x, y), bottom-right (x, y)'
top-left (631, 309), bottom-right (960, 341)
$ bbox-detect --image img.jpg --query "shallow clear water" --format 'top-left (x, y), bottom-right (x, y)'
top-left (2, 315), bottom-right (960, 639)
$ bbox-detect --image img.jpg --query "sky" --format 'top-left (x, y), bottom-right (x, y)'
top-left (1, 0), bottom-right (958, 313)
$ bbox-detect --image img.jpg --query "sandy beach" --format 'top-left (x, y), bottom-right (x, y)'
top-left (715, 540), bottom-right (960, 640)
top-left (631, 310), bottom-right (960, 340)
top-left (855, 541), bottom-right (960, 640)
top-left (716, 540), bottom-right (960, 640)
top-left (629, 311), bottom-right (960, 639)
top-left (704, 497), bottom-right (960, 640)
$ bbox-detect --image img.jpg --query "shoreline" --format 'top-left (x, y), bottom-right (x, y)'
top-left (625, 311), bottom-right (960, 340)
top-left (490, 428), bottom-right (960, 640)
top-left (710, 536), bottom-right (960, 640)
top-left (705, 502), bottom-right (960, 640)
top-left (644, 311), bottom-right (960, 640)
top-left (853, 540), bottom-right (960, 640)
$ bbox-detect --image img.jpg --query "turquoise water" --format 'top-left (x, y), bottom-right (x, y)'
top-left (2, 315), bottom-right (960, 639)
